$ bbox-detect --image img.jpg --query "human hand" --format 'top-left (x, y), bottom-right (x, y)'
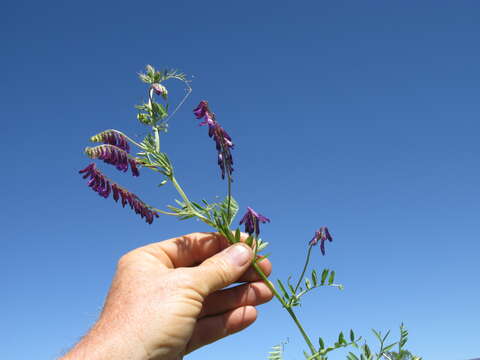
top-left (61, 232), bottom-right (273, 360)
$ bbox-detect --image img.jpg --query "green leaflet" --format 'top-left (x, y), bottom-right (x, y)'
top-left (267, 344), bottom-right (284, 360)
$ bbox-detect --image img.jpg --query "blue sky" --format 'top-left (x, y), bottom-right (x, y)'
top-left (1, 1), bottom-right (480, 359)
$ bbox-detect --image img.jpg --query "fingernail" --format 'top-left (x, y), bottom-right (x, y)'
top-left (225, 244), bottom-right (251, 267)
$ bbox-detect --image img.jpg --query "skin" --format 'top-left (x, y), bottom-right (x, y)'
top-left (61, 232), bottom-right (273, 360)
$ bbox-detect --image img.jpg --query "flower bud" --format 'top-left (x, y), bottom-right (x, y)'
top-left (152, 83), bottom-right (168, 99)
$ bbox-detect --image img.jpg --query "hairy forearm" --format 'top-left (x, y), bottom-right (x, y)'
top-left (60, 318), bottom-right (149, 360)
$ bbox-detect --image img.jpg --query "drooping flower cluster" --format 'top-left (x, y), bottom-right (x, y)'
top-left (90, 129), bottom-right (130, 153)
top-left (193, 101), bottom-right (234, 179)
top-left (309, 226), bottom-right (333, 255)
top-left (85, 145), bottom-right (139, 176)
top-left (239, 207), bottom-right (270, 237)
top-left (79, 163), bottom-right (159, 224)
top-left (151, 83), bottom-right (168, 98)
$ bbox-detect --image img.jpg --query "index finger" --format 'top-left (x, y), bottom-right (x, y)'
top-left (138, 232), bottom-right (271, 275)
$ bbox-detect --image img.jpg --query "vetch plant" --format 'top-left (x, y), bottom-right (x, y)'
top-left (78, 65), bottom-right (422, 360)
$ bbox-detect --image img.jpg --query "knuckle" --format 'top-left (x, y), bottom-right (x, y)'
top-left (209, 257), bottom-right (232, 285)
top-left (175, 269), bottom-right (198, 289)
top-left (117, 251), bottom-right (138, 269)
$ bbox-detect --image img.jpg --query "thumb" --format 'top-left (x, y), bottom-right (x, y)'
top-left (193, 243), bottom-right (253, 296)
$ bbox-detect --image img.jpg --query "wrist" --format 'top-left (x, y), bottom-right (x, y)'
top-left (60, 318), bottom-right (150, 360)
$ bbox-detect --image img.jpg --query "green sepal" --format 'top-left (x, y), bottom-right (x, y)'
top-left (256, 239), bottom-right (269, 252)
top-left (234, 228), bottom-right (241, 243)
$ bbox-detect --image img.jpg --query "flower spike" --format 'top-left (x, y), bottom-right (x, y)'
top-left (85, 145), bottom-right (139, 176)
top-left (239, 207), bottom-right (270, 238)
top-left (193, 100), bottom-right (209, 119)
top-left (90, 130), bottom-right (130, 153)
top-left (309, 226), bottom-right (333, 255)
top-left (193, 101), bottom-right (234, 179)
top-left (79, 163), bottom-right (158, 224)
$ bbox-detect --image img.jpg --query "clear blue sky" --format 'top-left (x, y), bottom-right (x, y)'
top-left (1, 1), bottom-right (479, 359)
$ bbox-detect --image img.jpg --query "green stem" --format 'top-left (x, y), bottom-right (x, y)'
top-left (285, 307), bottom-right (318, 357)
top-left (170, 175), bottom-right (214, 227)
top-left (226, 172), bottom-right (232, 223)
top-left (150, 208), bottom-right (180, 216)
top-left (293, 245), bottom-right (314, 294)
top-left (153, 127), bottom-right (160, 153)
top-left (252, 262), bottom-right (287, 307)
top-left (252, 262), bottom-right (318, 358)
top-left (170, 176), bottom-right (191, 206)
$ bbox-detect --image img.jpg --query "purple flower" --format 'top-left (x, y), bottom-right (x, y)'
top-left (193, 100), bottom-right (234, 179)
top-left (211, 123), bottom-right (234, 179)
top-left (85, 145), bottom-right (139, 176)
top-left (79, 163), bottom-right (159, 224)
top-left (151, 83), bottom-right (168, 98)
top-left (309, 226), bottom-right (333, 255)
top-left (239, 207), bottom-right (270, 237)
top-left (193, 100), bottom-right (209, 119)
top-left (90, 130), bottom-right (130, 153)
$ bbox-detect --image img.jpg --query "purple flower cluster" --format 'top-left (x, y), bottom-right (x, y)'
top-left (151, 83), bottom-right (167, 97)
top-left (239, 207), bottom-right (270, 237)
top-left (91, 130), bottom-right (130, 153)
top-left (79, 163), bottom-right (159, 224)
top-left (85, 145), bottom-right (139, 176)
top-left (309, 226), bottom-right (333, 255)
top-left (193, 101), bottom-right (234, 179)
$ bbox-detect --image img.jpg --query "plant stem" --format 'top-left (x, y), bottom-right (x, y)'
top-left (170, 175), bottom-right (214, 226)
top-left (153, 126), bottom-right (160, 153)
top-left (150, 122), bottom-right (213, 225)
top-left (252, 262), bottom-right (288, 308)
top-left (150, 208), bottom-right (179, 216)
top-left (293, 245), bottom-right (314, 294)
top-left (226, 171), bottom-right (232, 223)
top-left (252, 262), bottom-right (319, 358)
top-left (170, 176), bottom-right (191, 206)
top-left (285, 307), bottom-right (318, 357)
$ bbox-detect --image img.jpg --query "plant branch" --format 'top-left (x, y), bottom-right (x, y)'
top-left (293, 244), bottom-right (313, 294)
top-left (153, 127), bottom-right (160, 153)
top-left (252, 261), bottom-right (319, 359)
top-left (226, 170), bottom-right (232, 223)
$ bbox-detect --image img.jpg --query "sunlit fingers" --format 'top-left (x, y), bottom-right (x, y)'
top-left (199, 281), bottom-right (273, 318)
top-left (186, 306), bottom-right (257, 354)
top-left (238, 257), bottom-right (272, 282)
